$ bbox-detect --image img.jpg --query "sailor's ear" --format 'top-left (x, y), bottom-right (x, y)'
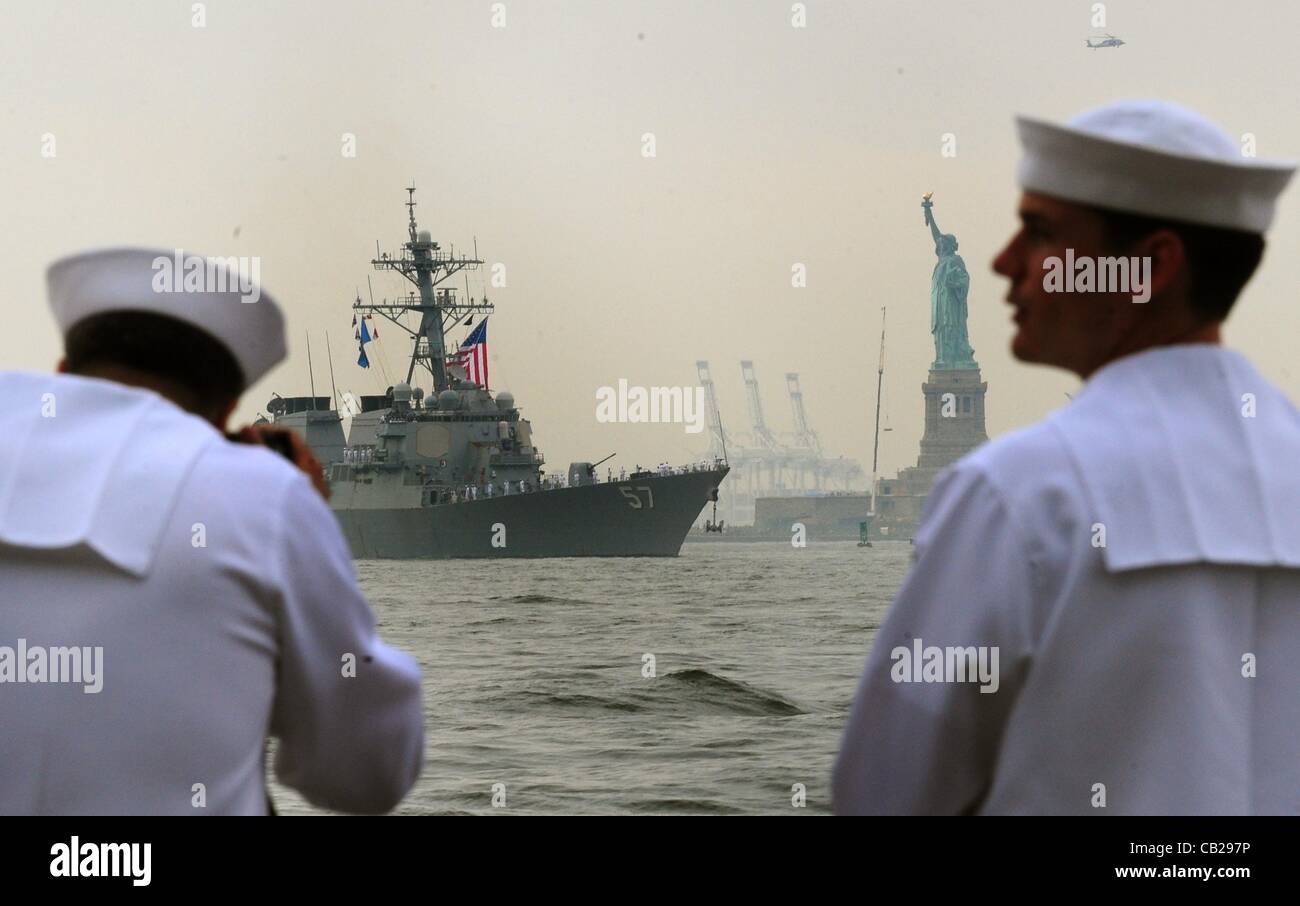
top-left (1135, 228), bottom-right (1186, 300)
top-left (55, 357), bottom-right (67, 373)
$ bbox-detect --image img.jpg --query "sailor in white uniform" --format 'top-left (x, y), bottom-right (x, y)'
top-left (0, 248), bottom-right (424, 815)
top-left (834, 100), bottom-right (1300, 815)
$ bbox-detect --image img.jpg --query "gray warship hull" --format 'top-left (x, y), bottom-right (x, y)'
top-left (334, 467), bottom-right (728, 558)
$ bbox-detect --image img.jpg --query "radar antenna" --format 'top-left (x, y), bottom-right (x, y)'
top-left (351, 186), bottom-right (493, 392)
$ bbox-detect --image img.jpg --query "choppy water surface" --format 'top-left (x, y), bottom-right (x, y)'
top-left (270, 540), bottom-right (911, 815)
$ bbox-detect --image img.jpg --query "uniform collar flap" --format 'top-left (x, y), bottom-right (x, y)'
top-left (0, 372), bottom-right (219, 577)
top-left (1051, 346), bottom-right (1300, 572)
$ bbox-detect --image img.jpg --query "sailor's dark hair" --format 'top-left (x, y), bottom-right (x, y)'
top-left (63, 310), bottom-right (246, 405)
top-left (1088, 205), bottom-right (1266, 323)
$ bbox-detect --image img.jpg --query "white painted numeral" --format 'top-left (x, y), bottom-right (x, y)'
top-left (620, 485), bottom-right (654, 509)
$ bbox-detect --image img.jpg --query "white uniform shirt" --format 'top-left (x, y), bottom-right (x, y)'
top-left (0, 372), bottom-right (424, 815)
top-left (834, 345), bottom-right (1300, 815)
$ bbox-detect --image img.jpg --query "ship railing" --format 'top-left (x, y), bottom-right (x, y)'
top-left (489, 451), bottom-right (545, 466)
top-left (427, 457), bottom-right (727, 506)
top-left (340, 444), bottom-right (379, 464)
top-left (609, 458), bottom-right (728, 482)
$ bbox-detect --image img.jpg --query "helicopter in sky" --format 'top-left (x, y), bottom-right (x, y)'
top-left (1086, 33), bottom-right (1126, 49)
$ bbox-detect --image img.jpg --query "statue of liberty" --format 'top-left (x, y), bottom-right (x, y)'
top-left (921, 193), bottom-right (977, 369)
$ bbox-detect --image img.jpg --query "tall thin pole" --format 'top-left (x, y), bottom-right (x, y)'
top-left (870, 307), bottom-right (886, 516)
top-left (325, 331), bottom-right (339, 412)
top-left (306, 331), bottom-right (318, 409)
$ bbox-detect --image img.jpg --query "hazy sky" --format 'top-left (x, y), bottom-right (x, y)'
top-left (5, 0), bottom-right (1300, 477)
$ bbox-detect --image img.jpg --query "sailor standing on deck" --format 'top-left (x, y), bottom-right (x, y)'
top-left (0, 248), bottom-right (424, 815)
top-left (834, 100), bottom-right (1300, 815)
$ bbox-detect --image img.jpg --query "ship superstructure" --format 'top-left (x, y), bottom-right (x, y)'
top-left (269, 188), bottom-right (728, 558)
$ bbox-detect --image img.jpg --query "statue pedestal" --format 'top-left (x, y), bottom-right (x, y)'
top-left (873, 366), bottom-right (988, 539)
top-left (918, 367), bottom-right (988, 469)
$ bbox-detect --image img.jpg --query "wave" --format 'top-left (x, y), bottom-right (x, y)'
top-left (489, 593), bottom-right (600, 605)
top-left (510, 691), bottom-right (644, 713)
top-left (653, 669), bottom-right (804, 716)
top-left (626, 798), bottom-right (746, 815)
top-left (497, 669), bottom-right (804, 718)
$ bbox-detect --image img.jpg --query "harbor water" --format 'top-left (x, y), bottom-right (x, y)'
top-left (270, 540), bottom-right (913, 815)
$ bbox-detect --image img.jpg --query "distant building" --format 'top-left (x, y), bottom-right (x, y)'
top-left (753, 492), bottom-right (872, 539)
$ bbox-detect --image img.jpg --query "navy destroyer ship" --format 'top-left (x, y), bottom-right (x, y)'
top-left (266, 188), bottom-right (728, 558)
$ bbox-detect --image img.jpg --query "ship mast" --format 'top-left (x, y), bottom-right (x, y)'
top-left (869, 306), bottom-right (886, 517)
top-left (355, 186), bottom-right (492, 392)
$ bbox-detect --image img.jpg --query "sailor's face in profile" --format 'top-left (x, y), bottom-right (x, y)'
top-left (992, 192), bottom-right (1138, 377)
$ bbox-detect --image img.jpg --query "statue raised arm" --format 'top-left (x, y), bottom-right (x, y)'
top-left (922, 193), bottom-right (943, 250)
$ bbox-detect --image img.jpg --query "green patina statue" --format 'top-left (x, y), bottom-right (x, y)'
top-left (922, 194), bottom-right (978, 370)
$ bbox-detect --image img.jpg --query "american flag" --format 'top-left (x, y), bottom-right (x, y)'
top-left (449, 319), bottom-right (489, 388)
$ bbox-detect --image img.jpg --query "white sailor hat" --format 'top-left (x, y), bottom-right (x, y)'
top-left (47, 247), bottom-right (287, 390)
top-left (1016, 99), bottom-right (1296, 232)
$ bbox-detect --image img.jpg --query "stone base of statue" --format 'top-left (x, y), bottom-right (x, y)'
top-left (873, 366), bottom-right (988, 539)
top-left (918, 366), bottom-right (988, 468)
